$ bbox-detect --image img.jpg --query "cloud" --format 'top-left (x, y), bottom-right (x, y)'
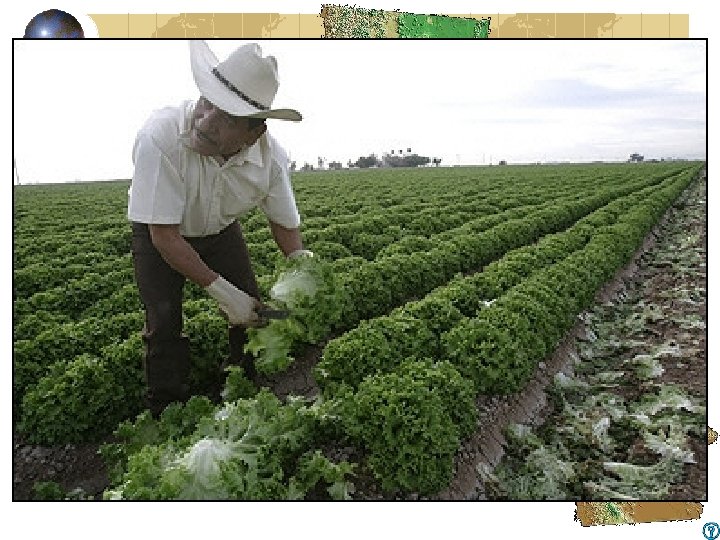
top-left (521, 78), bottom-right (705, 111)
top-left (631, 117), bottom-right (706, 130)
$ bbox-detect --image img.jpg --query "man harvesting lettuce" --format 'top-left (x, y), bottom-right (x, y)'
top-left (127, 41), bottom-right (312, 416)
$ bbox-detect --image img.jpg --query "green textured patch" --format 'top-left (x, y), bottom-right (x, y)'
top-left (600, 502), bottom-right (634, 524)
top-left (397, 13), bottom-right (490, 38)
top-left (321, 5), bottom-right (490, 38)
top-left (322, 5), bottom-right (391, 38)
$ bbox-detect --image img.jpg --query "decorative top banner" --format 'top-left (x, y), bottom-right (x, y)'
top-left (82, 9), bottom-right (689, 38)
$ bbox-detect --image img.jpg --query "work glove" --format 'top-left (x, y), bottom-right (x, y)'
top-left (205, 276), bottom-right (260, 326)
top-left (287, 249), bottom-right (314, 259)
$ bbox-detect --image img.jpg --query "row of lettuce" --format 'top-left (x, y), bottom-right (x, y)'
top-left (11, 166), bottom-right (649, 419)
top-left (12, 162), bottom-right (704, 498)
top-left (12, 163), bottom-right (658, 294)
top-left (13, 164), bottom-right (678, 336)
top-left (13, 163), bottom-right (621, 244)
top-left (13, 166), bottom-right (678, 437)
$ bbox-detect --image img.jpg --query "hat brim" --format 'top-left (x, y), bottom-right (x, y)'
top-left (189, 41), bottom-right (302, 122)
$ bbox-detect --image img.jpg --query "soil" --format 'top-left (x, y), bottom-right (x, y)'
top-left (12, 431), bottom-right (110, 500)
top-left (13, 170), bottom-right (708, 501)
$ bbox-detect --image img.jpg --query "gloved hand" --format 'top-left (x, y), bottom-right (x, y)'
top-left (205, 276), bottom-right (260, 326)
top-left (287, 249), bottom-right (314, 259)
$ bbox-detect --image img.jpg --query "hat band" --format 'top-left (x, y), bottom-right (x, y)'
top-left (212, 67), bottom-right (270, 112)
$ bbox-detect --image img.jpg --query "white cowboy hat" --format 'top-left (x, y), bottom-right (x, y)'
top-left (189, 40), bottom-right (302, 121)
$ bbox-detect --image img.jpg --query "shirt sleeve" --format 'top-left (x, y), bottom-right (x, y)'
top-left (257, 156), bottom-right (301, 229)
top-left (127, 130), bottom-right (185, 224)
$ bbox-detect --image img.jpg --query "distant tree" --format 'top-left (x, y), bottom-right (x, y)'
top-left (383, 153), bottom-right (402, 167)
top-left (402, 154), bottom-right (430, 167)
top-left (328, 161), bottom-right (343, 170)
top-left (499, 160), bottom-right (507, 166)
top-left (318, 156), bottom-right (325, 169)
top-left (290, 161), bottom-right (297, 172)
top-left (629, 153), bottom-right (644, 162)
top-left (383, 152), bottom-right (432, 168)
top-left (355, 154), bottom-right (379, 168)
top-left (301, 162), bottom-right (314, 171)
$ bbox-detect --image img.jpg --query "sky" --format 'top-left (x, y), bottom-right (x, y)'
top-left (13, 38), bottom-right (706, 183)
top-left (4, 1), bottom-right (718, 540)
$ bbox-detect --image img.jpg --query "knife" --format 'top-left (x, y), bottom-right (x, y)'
top-left (257, 308), bottom-right (290, 320)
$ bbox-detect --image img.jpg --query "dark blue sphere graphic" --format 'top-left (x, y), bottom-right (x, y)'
top-left (24, 9), bottom-right (85, 38)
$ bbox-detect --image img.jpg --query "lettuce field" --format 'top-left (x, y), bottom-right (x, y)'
top-left (12, 162), bottom-right (707, 500)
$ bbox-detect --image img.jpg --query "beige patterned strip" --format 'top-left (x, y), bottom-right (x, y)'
top-left (88, 13), bottom-right (689, 38)
top-left (575, 503), bottom-right (704, 526)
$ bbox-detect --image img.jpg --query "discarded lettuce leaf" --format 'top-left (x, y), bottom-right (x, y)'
top-left (633, 384), bottom-right (705, 416)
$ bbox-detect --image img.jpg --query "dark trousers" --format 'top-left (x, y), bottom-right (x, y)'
top-left (130, 221), bottom-right (260, 405)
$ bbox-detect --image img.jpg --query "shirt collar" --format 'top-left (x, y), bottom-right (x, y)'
top-left (178, 130), bottom-right (265, 168)
top-left (226, 136), bottom-right (264, 167)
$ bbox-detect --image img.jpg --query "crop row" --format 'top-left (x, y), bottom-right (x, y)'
top-left (13, 162), bottom-right (618, 291)
top-left (245, 166), bottom-right (622, 244)
top-left (332, 173), bottom-right (680, 330)
top-left (310, 166), bottom-right (700, 493)
top-left (180, 172), bottom-right (666, 319)
top-left (318, 166), bottom-right (698, 392)
top-left (13, 191), bottom-right (594, 418)
top-left (14, 163), bottom-right (681, 269)
top-left (13, 184), bottom-right (560, 304)
top-left (14, 165), bottom-right (699, 445)
top-left (13, 174), bottom-right (612, 323)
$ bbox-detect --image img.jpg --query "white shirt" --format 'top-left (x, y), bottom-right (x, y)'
top-left (127, 100), bottom-right (301, 237)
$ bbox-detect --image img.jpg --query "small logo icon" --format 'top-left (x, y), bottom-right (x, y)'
top-left (24, 9), bottom-right (85, 38)
top-left (703, 522), bottom-right (720, 540)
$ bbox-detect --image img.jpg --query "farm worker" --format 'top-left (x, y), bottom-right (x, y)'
top-left (127, 40), bottom-right (312, 415)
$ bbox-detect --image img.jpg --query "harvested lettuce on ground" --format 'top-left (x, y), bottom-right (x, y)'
top-left (585, 458), bottom-right (685, 500)
top-left (488, 423), bottom-right (578, 500)
top-left (626, 353), bottom-right (665, 380)
top-left (632, 384), bottom-right (706, 417)
top-left (491, 444), bottom-right (577, 500)
top-left (103, 390), bottom-right (354, 500)
top-left (168, 437), bottom-right (235, 499)
top-left (642, 423), bottom-right (696, 464)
